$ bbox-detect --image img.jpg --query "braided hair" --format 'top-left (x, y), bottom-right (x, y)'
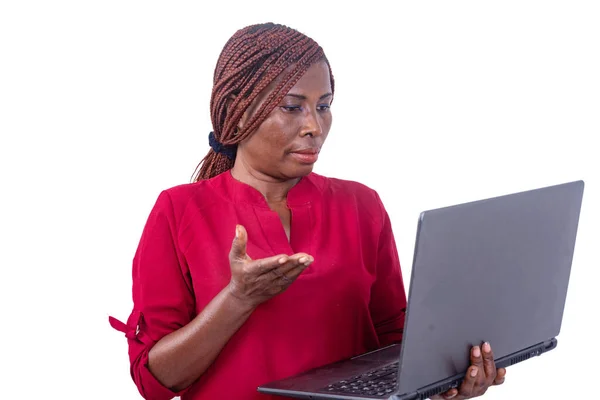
top-left (192, 23), bottom-right (335, 181)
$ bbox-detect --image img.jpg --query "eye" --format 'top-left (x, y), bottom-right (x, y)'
top-left (317, 104), bottom-right (331, 112)
top-left (281, 105), bottom-right (302, 112)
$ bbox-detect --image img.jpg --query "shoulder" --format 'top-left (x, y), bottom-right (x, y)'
top-left (149, 173), bottom-right (228, 224)
top-left (319, 174), bottom-right (376, 194)
top-left (309, 172), bottom-right (381, 201)
top-left (308, 173), bottom-right (385, 220)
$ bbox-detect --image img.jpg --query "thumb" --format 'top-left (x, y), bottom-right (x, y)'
top-left (229, 225), bottom-right (248, 262)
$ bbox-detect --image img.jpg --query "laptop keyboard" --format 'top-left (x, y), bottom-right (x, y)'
top-left (321, 361), bottom-right (398, 397)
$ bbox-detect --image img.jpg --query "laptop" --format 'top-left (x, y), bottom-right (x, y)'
top-left (258, 180), bottom-right (584, 400)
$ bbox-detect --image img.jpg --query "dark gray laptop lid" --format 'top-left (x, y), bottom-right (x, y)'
top-left (396, 181), bottom-right (584, 394)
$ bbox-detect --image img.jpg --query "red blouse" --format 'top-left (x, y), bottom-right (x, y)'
top-left (110, 171), bottom-right (407, 400)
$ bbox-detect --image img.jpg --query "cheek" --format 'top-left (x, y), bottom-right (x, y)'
top-left (321, 113), bottom-right (333, 133)
top-left (271, 127), bottom-right (295, 147)
top-left (260, 116), bottom-right (299, 146)
top-left (246, 119), bottom-right (295, 155)
top-left (318, 114), bottom-right (332, 141)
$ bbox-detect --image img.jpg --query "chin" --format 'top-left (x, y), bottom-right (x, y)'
top-left (296, 163), bottom-right (316, 175)
top-left (282, 164), bottom-right (315, 180)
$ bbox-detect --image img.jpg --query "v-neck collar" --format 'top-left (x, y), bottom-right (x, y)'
top-left (209, 170), bottom-right (323, 256)
top-left (218, 170), bottom-right (320, 208)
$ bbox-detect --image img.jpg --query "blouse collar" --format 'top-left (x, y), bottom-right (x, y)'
top-left (213, 170), bottom-right (323, 208)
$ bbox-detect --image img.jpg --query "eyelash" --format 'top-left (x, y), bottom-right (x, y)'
top-left (281, 105), bottom-right (331, 112)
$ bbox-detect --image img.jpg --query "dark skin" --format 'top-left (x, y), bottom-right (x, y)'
top-left (147, 61), bottom-right (507, 397)
top-left (231, 61), bottom-right (334, 240)
top-left (145, 63), bottom-right (331, 391)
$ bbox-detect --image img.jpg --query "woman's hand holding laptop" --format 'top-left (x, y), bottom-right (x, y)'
top-left (431, 342), bottom-right (506, 399)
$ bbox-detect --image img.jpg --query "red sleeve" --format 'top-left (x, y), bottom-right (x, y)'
top-left (110, 191), bottom-right (195, 400)
top-left (369, 193), bottom-right (408, 347)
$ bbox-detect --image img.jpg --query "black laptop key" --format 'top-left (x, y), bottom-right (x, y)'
top-left (322, 362), bottom-right (399, 397)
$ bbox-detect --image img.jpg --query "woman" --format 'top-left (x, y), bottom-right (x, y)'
top-left (110, 23), bottom-right (506, 400)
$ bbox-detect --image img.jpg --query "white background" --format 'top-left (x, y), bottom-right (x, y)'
top-left (1, 1), bottom-right (598, 399)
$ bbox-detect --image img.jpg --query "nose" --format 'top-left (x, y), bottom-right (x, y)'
top-left (300, 108), bottom-right (323, 138)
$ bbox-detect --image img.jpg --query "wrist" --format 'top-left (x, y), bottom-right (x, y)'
top-left (224, 282), bottom-right (256, 315)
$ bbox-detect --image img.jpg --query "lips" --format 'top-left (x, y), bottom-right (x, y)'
top-left (292, 148), bottom-right (319, 155)
top-left (289, 148), bottom-right (320, 164)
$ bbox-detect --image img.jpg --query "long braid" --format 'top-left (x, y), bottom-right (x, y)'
top-left (191, 23), bottom-right (335, 181)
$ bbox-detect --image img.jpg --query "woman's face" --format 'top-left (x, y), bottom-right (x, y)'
top-left (235, 61), bottom-right (333, 181)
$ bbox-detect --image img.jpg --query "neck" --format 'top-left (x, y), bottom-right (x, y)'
top-left (230, 158), bottom-right (300, 204)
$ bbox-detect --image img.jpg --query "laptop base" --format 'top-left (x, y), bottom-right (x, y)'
top-left (394, 338), bottom-right (558, 400)
top-left (258, 339), bottom-right (557, 400)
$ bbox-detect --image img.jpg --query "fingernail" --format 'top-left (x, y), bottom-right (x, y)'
top-left (471, 366), bottom-right (478, 377)
top-left (299, 256), bottom-right (308, 264)
top-left (235, 226), bottom-right (240, 238)
top-left (278, 257), bottom-right (287, 264)
top-left (483, 342), bottom-right (491, 353)
top-left (472, 346), bottom-right (481, 357)
top-left (447, 391), bottom-right (457, 399)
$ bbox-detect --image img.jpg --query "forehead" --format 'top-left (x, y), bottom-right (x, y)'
top-left (287, 61), bottom-right (332, 95)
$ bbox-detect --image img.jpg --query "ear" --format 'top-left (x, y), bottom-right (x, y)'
top-left (226, 94), bottom-right (249, 133)
top-left (238, 109), bottom-right (250, 132)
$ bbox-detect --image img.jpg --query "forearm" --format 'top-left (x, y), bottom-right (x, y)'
top-left (147, 284), bottom-right (255, 391)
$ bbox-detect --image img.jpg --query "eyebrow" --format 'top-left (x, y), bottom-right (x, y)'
top-left (285, 92), bottom-right (333, 100)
